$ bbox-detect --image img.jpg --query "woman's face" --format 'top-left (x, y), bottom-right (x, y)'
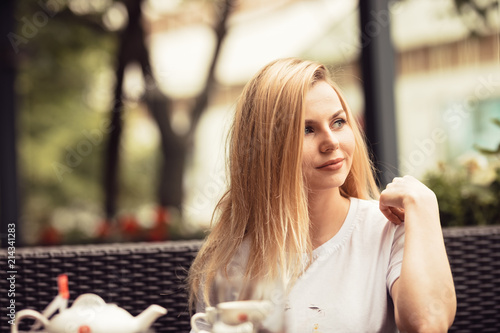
top-left (302, 81), bottom-right (355, 192)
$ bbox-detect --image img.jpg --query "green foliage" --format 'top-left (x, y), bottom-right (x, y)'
top-left (425, 166), bottom-right (500, 226)
top-left (424, 119), bottom-right (500, 226)
top-left (13, 1), bottom-right (164, 244)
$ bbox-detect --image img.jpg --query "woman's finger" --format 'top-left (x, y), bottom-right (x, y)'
top-left (379, 203), bottom-right (403, 225)
top-left (389, 206), bottom-right (405, 223)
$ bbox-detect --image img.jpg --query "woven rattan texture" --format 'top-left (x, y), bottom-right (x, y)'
top-left (443, 226), bottom-right (500, 332)
top-left (1, 240), bottom-right (203, 333)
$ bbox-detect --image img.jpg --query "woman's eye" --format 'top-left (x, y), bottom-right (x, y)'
top-left (332, 119), bottom-right (346, 129)
top-left (305, 126), bottom-right (313, 135)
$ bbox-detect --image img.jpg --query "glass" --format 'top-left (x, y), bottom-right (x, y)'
top-left (191, 269), bottom-right (286, 333)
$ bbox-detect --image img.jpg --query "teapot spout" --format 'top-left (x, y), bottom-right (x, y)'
top-left (135, 305), bottom-right (167, 331)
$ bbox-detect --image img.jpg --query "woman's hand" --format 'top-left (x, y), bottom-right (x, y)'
top-left (379, 175), bottom-right (438, 226)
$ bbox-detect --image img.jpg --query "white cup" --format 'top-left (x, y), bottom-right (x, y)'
top-left (217, 300), bottom-right (272, 325)
top-left (212, 321), bottom-right (254, 333)
top-left (191, 300), bottom-right (272, 332)
top-left (191, 306), bottom-right (217, 333)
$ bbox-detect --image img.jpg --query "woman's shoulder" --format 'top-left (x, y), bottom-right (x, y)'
top-left (350, 197), bottom-right (399, 233)
top-left (350, 197), bottom-right (385, 220)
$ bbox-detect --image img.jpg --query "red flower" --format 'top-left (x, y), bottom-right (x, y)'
top-left (96, 219), bottom-right (112, 239)
top-left (120, 215), bottom-right (140, 235)
top-left (40, 225), bottom-right (62, 245)
top-left (155, 206), bottom-right (170, 226)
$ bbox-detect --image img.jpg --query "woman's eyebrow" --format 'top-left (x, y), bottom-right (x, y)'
top-left (305, 109), bottom-right (345, 125)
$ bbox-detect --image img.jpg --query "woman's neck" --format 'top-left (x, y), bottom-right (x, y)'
top-left (308, 188), bottom-right (350, 249)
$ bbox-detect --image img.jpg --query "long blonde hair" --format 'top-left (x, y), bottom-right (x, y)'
top-left (188, 58), bottom-right (379, 309)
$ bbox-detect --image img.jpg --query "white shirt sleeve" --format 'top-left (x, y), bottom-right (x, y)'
top-left (386, 223), bottom-right (405, 297)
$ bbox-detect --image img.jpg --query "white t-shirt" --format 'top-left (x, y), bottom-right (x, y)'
top-left (192, 197), bottom-right (405, 333)
top-left (284, 197), bottom-right (405, 333)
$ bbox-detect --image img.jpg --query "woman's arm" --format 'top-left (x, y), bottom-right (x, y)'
top-left (379, 175), bottom-right (456, 333)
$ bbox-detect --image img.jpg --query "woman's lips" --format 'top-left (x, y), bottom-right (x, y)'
top-left (317, 158), bottom-right (344, 171)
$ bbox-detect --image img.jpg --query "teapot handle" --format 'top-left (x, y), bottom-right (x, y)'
top-left (11, 309), bottom-right (50, 333)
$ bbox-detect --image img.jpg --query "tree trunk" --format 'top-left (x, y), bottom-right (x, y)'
top-left (145, 87), bottom-right (185, 210)
top-left (155, 0), bottom-right (235, 213)
top-left (104, 0), bottom-right (145, 220)
top-left (104, 0), bottom-right (234, 226)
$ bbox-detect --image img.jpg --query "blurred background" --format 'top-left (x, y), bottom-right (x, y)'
top-left (1, 0), bottom-right (499, 247)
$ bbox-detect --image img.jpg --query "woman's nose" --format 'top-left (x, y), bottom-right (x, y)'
top-left (319, 130), bottom-right (339, 153)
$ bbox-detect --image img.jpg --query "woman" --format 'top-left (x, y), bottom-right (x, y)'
top-left (188, 58), bottom-right (456, 332)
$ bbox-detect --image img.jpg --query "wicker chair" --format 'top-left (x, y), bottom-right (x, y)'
top-left (442, 225), bottom-right (500, 332)
top-left (1, 225), bottom-right (499, 332)
top-left (1, 240), bottom-right (203, 333)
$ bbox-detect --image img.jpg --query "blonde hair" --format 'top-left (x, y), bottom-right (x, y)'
top-left (188, 58), bottom-right (379, 309)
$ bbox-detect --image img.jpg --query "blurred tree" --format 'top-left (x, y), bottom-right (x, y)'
top-left (393, 0), bottom-right (498, 36)
top-left (10, 0), bottom-right (118, 244)
top-left (103, 0), bottom-right (235, 234)
top-left (453, 0), bottom-right (499, 36)
top-left (9, 0), bottom-right (235, 244)
top-left (149, 0), bottom-right (235, 217)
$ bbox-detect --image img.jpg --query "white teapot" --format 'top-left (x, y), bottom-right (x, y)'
top-left (12, 293), bottom-right (167, 333)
